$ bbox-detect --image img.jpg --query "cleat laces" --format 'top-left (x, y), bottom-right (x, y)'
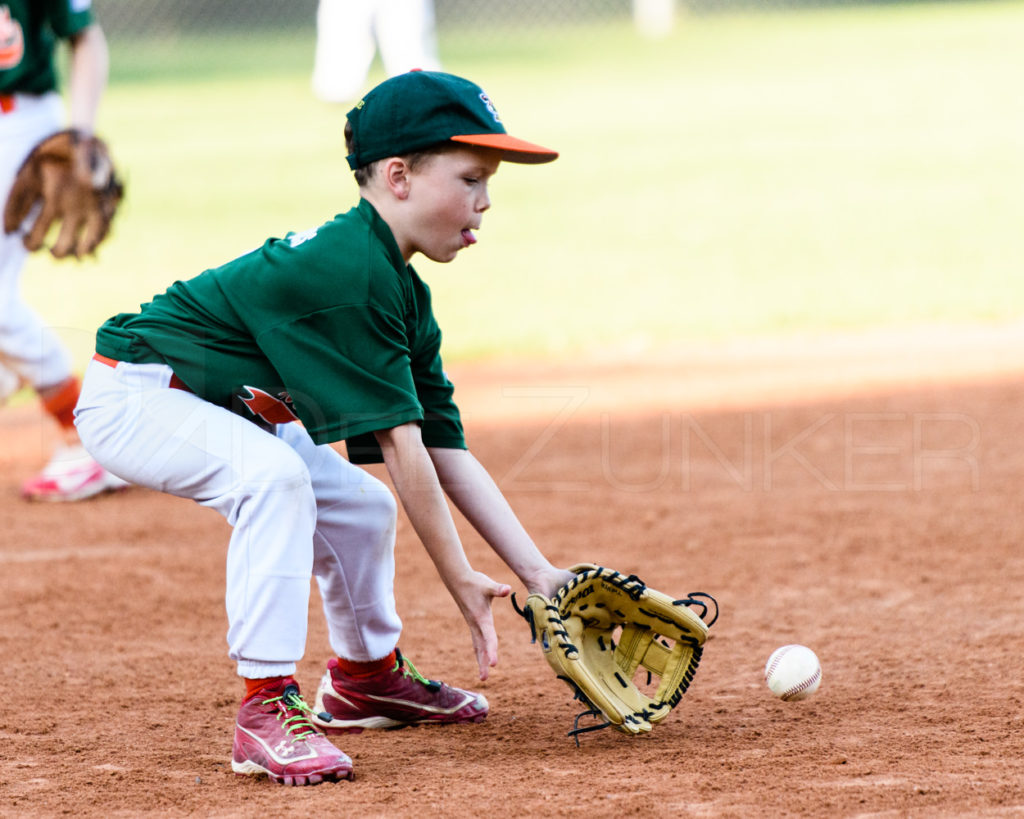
top-left (394, 649), bottom-right (442, 692)
top-left (265, 685), bottom-right (333, 741)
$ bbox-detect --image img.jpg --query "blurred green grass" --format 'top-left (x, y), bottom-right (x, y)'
top-left (24, 0), bottom-right (1024, 369)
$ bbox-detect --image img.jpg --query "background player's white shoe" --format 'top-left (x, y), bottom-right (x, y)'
top-left (21, 443), bottom-right (129, 502)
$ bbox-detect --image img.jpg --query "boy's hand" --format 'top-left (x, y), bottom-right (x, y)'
top-left (452, 570), bottom-right (511, 680)
top-left (525, 566), bottom-right (577, 599)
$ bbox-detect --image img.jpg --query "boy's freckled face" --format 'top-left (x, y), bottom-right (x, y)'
top-left (403, 146), bottom-right (502, 264)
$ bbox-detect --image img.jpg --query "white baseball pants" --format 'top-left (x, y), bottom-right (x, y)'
top-left (75, 357), bottom-right (403, 678)
top-left (0, 92), bottom-right (74, 392)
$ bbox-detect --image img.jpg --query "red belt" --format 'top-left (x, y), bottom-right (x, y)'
top-left (0, 95), bottom-right (15, 114)
top-left (92, 352), bottom-right (193, 392)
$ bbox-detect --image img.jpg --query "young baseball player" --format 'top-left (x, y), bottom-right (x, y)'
top-left (75, 70), bottom-right (575, 786)
top-left (1, 0), bottom-right (126, 501)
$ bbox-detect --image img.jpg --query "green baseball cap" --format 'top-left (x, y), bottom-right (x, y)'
top-left (345, 70), bottom-right (558, 170)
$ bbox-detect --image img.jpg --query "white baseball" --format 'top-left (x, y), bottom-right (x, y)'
top-left (764, 645), bottom-right (822, 701)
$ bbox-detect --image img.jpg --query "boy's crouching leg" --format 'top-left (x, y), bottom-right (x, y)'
top-left (284, 427), bottom-right (404, 662)
top-left (222, 441), bottom-right (321, 677)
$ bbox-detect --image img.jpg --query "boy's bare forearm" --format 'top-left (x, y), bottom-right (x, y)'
top-left (375, 425), bottom-right (512, 679)
top-left (428, 446), bottom-right (568, 594)
top-left (374, 424), bottom-right (473, 586)
top-left (67, 25), bottom-right (109, 133)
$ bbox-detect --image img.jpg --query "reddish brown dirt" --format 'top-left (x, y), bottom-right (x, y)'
top-left (3, 324), bottom-right (1024, 817)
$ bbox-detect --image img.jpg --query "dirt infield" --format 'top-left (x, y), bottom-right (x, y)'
top-left (3, 324), bottom-right (1024, 817)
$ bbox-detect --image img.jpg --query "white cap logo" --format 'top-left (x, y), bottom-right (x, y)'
top-left (478, 92), bottom-right (501, 124)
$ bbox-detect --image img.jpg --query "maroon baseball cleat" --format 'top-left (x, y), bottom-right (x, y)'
top-left (312, 649), bottom-right (488, 733)
top-left (232, 678), bottom-right (353, 786)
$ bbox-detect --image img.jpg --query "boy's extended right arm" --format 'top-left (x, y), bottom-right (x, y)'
top-left (373, 422), bottom-right (511, 680)
top-left (426, 446), bottom-right (575, 598)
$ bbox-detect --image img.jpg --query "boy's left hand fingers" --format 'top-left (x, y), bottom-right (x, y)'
top-left (462, 572), bottom-right (509, 679)
top-left (473, 620), bottom-right (499, 680)
top-left (482, 584), bottom-right (510, 674)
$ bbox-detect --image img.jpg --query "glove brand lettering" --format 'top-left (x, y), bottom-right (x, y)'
top-left (560, 584), bottom-right (596, 611)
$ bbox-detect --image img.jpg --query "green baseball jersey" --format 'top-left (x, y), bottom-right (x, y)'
top-left (0, 1), bottom-right (93, 95)
top-left (96, 199), bottom-right (466, 461)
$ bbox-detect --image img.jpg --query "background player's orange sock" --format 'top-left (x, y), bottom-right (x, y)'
top-left (40, 375), bottom-right (80, 430)
top-left (336, 650), bottom-right (397, 677)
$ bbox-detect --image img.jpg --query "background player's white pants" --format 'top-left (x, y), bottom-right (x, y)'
top-left (75, 358), bottom-right (403, 679)
top-left (0, 93), bottom-right (74, 391)
top-left (312, 0), bottom-right (441, 103)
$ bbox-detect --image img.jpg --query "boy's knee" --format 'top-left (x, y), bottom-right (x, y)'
top-left (374, 484), bottom-right (398, 528)
top-left (342, 474), bottom-right (398, 538)
top-left (360, 475), bottom-right (398, 532)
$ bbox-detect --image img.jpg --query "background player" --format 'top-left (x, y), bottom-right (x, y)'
top-left (74, 70), bottom-right (575, 786)
top-left (0, 0), bottom-right (126, 501)
top-left (312, 0), bottom-right (442, 103)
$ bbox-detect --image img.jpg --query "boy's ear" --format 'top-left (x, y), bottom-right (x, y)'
top-left (381, 157), bottom-right (412, 200)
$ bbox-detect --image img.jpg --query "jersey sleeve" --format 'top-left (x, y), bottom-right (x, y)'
top-left (345, 269), bottom-right (465, 464)
top-left (46, 0), bottom-right (95, 39)
top-left (410, 311), bottom-right (465, 451)
top-left (344, 324), bottom-right (465, 464)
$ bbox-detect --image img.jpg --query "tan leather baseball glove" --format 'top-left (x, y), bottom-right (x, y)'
top-left (514, 563), bottom-right (718, 742)
top-left (3, 128), bottom-right (123, 259)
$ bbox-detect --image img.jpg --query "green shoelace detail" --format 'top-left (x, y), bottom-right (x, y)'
top-left (395, 653), bottom-right (441, 690)
top-left (262, 690), bottom-right (319, 741)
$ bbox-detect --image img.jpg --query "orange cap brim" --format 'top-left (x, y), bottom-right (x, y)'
top-left (450, 133), bottom-right (558, 164)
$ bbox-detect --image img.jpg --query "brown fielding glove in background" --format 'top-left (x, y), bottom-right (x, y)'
top-left (514, 564), bottom-right (718, 742)
top-left (3, 128), bottom-right (124, 259)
